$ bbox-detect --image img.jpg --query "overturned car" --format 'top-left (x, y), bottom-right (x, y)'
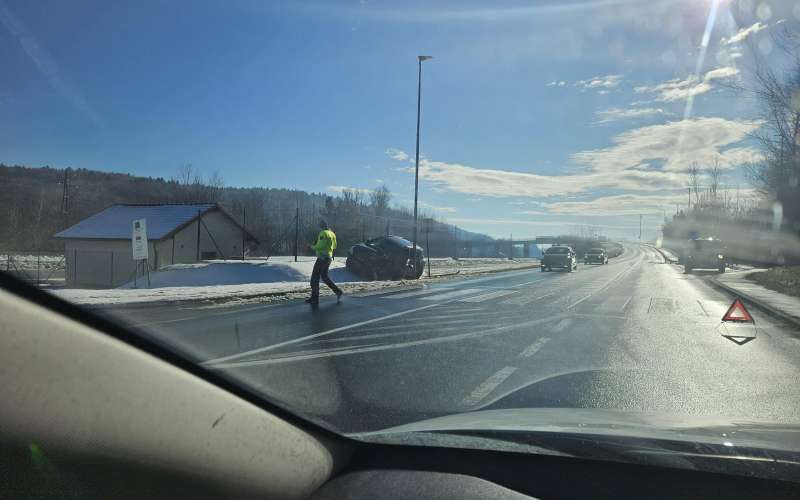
top-left (346, 236), bottom-right (425, 280)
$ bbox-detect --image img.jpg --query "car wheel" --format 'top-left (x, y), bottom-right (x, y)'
top-left (541, 266), bottom-right (546, 272)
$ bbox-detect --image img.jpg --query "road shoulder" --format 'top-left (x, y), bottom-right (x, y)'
top-left (709, 270), bottom-right (800, 328)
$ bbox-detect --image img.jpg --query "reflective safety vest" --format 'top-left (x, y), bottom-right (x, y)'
top-left (312, 229), bottom-right (337, 258)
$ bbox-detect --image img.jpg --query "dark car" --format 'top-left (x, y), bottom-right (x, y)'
top-left (584, 247), bottom-right (609, 265)
top-left (346, 235), bottom-right (425, 280)
top-left (684, 238), bottom-right (726, 274)
top-left (541, 245), bottom-right (577, 272)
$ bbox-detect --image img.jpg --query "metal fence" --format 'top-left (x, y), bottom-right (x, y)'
top-left (2, 252), bottom-right (66, 286)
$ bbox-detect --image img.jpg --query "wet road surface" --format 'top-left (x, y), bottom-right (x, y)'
top-left (105, 244), bottom-right (800, 433)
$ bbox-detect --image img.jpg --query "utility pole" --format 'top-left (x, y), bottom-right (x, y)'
top-left (639, 215), bottom-right (643, 241)
top-left (411, 55), bottom-right (433, 275)
top-left (60, 168), bottom-right (70, 215)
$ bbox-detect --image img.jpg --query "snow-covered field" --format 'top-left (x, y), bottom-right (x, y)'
top-left (50, 256), bottom-right (539, 307)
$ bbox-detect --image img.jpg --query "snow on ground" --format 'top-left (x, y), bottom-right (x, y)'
top-left (50, 256), bottom-right (539, 307)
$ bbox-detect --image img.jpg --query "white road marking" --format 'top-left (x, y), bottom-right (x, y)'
top-left (203, 300), bottom-right (444, 365)
top-left (382, 288), bottom-right (439, 299)
top-left (459, 290), bottom-right (516, 303)
top-left (500, 291), bottom-right (556, 305)
top-left (510, 278), bottom-right (551, 288)
top-left (619, 296), bottom-right (633, 312)
top-left (207, 314), bottom-right (569, 369)
top-left (565, 257), bottom-right (641, 310)
top-left (518, 337), bottom-right (550, 358)
top-left (462, 367), bottom-right (517, 406)
top-left (551, 318), bottom-right (573, 332)
top-left (419, 288), bottom-right (483, 301)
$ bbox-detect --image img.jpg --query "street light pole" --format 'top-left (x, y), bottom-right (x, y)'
top-left (411, 55), bottom-right (432, 274)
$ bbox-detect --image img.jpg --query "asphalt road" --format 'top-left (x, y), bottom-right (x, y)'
top-left (105, 244), bottom-right (800, 434)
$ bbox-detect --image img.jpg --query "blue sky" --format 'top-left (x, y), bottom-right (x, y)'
top-left (1, 0), bottom-right (798, 238)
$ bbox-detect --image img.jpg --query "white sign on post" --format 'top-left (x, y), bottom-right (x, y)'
top-left (132, 219), bottom-right (149, 261)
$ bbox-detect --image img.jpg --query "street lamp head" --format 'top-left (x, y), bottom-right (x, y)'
top-left (418, 55), bottom-right (433, 62)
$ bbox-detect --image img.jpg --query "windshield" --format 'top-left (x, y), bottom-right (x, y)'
top-left (3, 0), bottom-right (800, 481)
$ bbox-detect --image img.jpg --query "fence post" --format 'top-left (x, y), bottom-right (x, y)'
top-left (426, 219), bottom-right (431, 278)
top-left (294, 207), bottom-right (299, 262)
top-left (196, 210), bottom-right (201, 262)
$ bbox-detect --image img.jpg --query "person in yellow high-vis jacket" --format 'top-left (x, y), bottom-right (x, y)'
top-left (306, 220), bottom-right (343, 305)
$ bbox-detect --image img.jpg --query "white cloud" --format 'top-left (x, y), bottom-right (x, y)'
top-left (327, 185), bottom-right (374, 194)
top-left (546, 80), bottom-right (567, 87)
top-left (544, 193), bottom-right (688, 216)
top-left (448, 217), bottom-right (642, 230)
top-left (544, 188), bottom-right (762, 216)
top-left (720, 22), bottom-right (767, 46)
top-left (385, 116), bottom-right (762, 201)
top-left (572, 116), bottom-right (762, 173)
top-left (575, 74), bottom-right (623, 91)
top-left (385, 147), bottom-right (409, 161)
top-left (375, 178), bottom-right (384, 183)
top-left (594, 107), bottom-right (670, 124)
top-left (513, 210), bottom-right (548, 215)
top-left (634, 66), bottom-right (739, 102)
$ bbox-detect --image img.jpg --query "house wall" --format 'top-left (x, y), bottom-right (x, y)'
top-left (64, 239), bottom-right (152, 288)
top-left (62, 209), bottom-right (248, 288)
top-left (171, 210), bottom-right (246, 264)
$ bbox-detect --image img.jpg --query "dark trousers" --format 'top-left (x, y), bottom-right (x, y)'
top-left (310, 257), bottom-right (341, 298)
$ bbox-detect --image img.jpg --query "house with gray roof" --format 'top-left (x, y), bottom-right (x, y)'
top-left (53, 203), bottom-right (257, 288)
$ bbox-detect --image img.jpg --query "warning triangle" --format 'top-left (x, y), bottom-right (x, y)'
top-left (722, 298), bottom-right (753, 323)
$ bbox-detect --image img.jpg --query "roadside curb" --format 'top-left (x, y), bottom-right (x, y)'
top-left (647, 245), bottom-right (678, 264)
top-left (707, 275), bottom-right (800, 329)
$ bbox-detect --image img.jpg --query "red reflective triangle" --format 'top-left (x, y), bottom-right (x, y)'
top-left (722, 298), bottom-right (753, 323)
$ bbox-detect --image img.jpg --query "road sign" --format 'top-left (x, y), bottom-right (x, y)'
top-left (132, 219), bottom-right (148, 261)
top-left (722, 298), bottom-right (753, 323)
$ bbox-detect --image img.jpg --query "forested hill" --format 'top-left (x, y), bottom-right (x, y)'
top-left (0, 164), bottom-right (491, 254)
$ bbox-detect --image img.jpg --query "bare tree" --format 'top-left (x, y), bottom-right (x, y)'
top-left (369, 185), bottom-right (392, 216)
top-left (743, 25), bottom-right (800, 231)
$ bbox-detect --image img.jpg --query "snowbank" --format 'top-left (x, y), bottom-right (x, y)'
top-left (50, 256), bottom-right (539, 306)
top-left (118, 257), bottom-right (358, 289)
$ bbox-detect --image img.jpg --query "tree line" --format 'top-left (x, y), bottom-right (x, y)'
top-left (0, 163), bottom-right (490, 256)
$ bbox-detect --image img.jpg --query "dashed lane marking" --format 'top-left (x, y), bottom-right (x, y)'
top-left (462, 366), bottom-right (517, 406)
top-left (551, 318), bottom-right (573, 332)
top-left (518, 337), bottom-right (550, 358)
